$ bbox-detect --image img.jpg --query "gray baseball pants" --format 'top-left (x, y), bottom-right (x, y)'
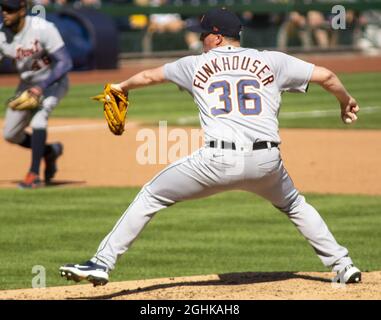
top-left (93, 144), bottom-right (352, 272)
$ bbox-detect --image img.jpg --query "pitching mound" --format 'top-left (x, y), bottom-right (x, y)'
top-left (1, 272), bottom-right (380, 300)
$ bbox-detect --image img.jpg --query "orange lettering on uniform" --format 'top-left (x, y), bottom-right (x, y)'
top-left (211, 59), bottom-right (222, 73)
top-left (193, 79), bottom-right (204, 90)
top-left (222, 57), bottom-right (231, 71)
top-left (257, 65), bottom-right (270, 79)
top-left (202, 63), bottom-right (214, 78)
top-left (196, 71), bottom-right (208, 83)
top-left (249, 60), bottom-right (261, 74)
top-left (241, 57), bottom-right (250, 71)
top-left (232, 56), bottom-right (239, 70)
top-left (262, 75), bottom-right (274, 86)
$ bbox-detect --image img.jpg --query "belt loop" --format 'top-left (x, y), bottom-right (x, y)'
top-left (266, 142), bottom-right (271, 150)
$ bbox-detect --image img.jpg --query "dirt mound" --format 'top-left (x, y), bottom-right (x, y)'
top-left (1, 272), bottom-right (380, 300)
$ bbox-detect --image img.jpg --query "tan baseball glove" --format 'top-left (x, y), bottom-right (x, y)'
top-left (7, 87), bottom-right (42, 110)
top-left (92, 84), bottom-right (129, 136)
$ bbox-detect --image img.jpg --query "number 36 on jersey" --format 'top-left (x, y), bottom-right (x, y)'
top-left (208, 79), bottom-right (262, 116)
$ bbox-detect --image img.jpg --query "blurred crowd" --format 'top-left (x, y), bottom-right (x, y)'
top-left (277, 9), bottom-right (381, 54)
top-left (29, 0), bottom-right (381, 53)
top-left (33, 0), bottom-right (101, 8)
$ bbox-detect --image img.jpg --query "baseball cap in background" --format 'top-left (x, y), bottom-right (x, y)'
top-left (187, 7), bottom-right (242, 39)
top-left (0, 0), bottom-right (26, 10)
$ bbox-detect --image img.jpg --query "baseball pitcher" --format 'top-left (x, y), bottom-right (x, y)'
top-left (0, 0), bottom-right (72, 188)
top-left (60, 8), bottom-right (361, 286)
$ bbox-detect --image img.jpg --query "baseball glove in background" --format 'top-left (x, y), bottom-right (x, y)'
top-left (92, 84), bottom-right (129, 135)
top-left (7, 88), bottom-right (42, 110)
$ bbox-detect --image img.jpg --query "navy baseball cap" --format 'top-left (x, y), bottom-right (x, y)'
top-left (188, 7), bottom-right (242, 38)
top-left (0, 0), bottom-right (26, 9)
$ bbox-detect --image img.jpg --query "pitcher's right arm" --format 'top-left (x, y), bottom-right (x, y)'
top-left (310, 66), bottom-right (359, 124)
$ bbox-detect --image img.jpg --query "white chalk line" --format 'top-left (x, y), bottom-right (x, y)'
top-left (280, 106), bottom-right (381, 119)
top-left (177, 106), bottom-right (381, 125)
top-left (48, 123), bottom-right (107, 132)
top-left (47, 121), bottom-right (140, 133)
top-left (3, 106), bottom-right (377, 132)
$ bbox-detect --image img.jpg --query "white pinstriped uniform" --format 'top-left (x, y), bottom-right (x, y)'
top-left (92, 46), bottom-right (353, 272)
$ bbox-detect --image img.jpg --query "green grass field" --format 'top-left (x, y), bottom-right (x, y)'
top-left (0, 188), bottom-right (380, 290)
top-left (0, 72), bottom-right (381, 129)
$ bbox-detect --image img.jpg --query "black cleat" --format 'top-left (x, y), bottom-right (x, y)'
top-left (44, 143), bottom-right (63, 184)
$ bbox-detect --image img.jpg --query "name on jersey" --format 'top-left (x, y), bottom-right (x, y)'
top-left (16, 40), bottom-right (41, 60)
top-left (193, 56), bottom-right (274, 90)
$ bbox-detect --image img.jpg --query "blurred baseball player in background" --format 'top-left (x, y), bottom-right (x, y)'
top-left (60, 8), bottom-right (361, 286)
top-left (0, 0), bottom-right (72, 188)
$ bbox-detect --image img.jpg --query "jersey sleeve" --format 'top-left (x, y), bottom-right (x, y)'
top-left (0, 31), bottom-right (5, 61)
top-left (164, 56), bottom-right (196, 93)
top-left (40, 20), bottom-right (65, 54)
top-left (264, 51), bottom-right (314, 93)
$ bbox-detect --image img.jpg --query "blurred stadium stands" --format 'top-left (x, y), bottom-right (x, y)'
top-left (45, 1), bottom-right (381, 56)
top-left (1, 0), bottom-right (381, 71)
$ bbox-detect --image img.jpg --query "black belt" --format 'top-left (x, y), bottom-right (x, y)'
top-left (209, 140), bottom-right (278, 151)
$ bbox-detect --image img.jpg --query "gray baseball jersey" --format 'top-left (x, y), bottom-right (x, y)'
top-left (164, 46), bottom-right (313, 144)
top-left (0, 16), bottom-right (64, 84)
top-left (91, 46), bottom-right (353, 274)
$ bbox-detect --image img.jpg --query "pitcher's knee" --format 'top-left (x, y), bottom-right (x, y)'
top-left (142, 185), bottom-right (176, 208)
top-left (275, 194), bottom-right (306, 215)
top-left (30, 117), bottom-right (48, 131)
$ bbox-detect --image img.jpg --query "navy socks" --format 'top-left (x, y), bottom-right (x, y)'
top-left (18, 130), bottom-right (55, 175)
top-left (30, 129), bottom-right (47, 175)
